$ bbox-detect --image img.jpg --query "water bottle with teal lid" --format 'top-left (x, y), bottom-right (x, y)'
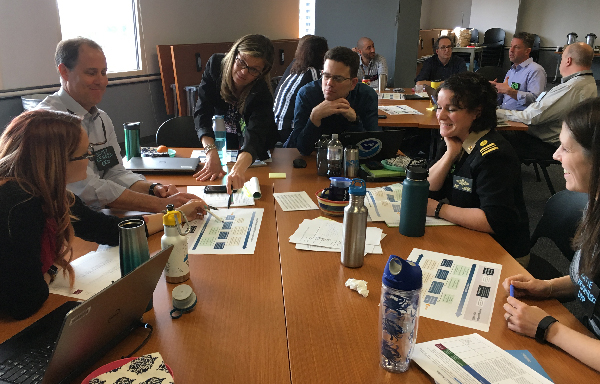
top-left (379, 255), bottom-right (422, 372)
top-left (212, 115), bottom-right (227, 165)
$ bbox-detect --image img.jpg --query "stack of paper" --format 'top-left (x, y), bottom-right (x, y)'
top-left (364, 183), bottom-right (454, 227)
top-left (289, 218), bottom-right (384, 254)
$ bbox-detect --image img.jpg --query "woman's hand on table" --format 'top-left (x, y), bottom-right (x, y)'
top-left (194, 151), bottom-right (225, 181)
top-left (177, 199), bottom-right (207, 221)
top-left (153, 184), bottom-right (179, 197)
top-left (503, 296), bottom-right (550, 338)
top-left (502, 274), bottom-right (552, 299)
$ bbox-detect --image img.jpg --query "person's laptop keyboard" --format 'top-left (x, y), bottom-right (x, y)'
top-left (0, 342), bottom-right (53, 384)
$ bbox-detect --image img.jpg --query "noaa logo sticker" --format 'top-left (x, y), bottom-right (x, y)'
top-left (356, 138), bottom-right (383, 159)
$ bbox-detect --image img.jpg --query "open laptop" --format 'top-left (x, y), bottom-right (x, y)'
top-left (0, 246), bottom-right (173, 384)
top-left (338, 130), bottom-right (406, 163)
top-left (123, 156), bottom-right (200, 173)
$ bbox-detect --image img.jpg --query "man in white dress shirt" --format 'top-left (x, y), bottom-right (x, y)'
top-left (37, 37), bottom-right (197, 211)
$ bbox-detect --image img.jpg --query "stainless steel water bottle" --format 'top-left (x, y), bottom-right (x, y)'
top-left (379, 255), bottom-right (422, 373)
top-left (161, 204), bottom-right (191, 283)
top-left (316, 134), bottom-right (329, 176)
top-left (119, 218), bottom-right (152, 311)
top-left (399, 165), bottom-right (429, 237)
top-left (123, 122), bottom-right (141, 160)
top-left (344, 145), bottom-right (359, 178)
top-left (341, 179), bottom-right (368, 268)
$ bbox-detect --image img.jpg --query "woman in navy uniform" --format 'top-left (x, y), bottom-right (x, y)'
top-left (502, 98), bottom-right (600, 371)
top-left (427, 72), bottom-right (530, 265)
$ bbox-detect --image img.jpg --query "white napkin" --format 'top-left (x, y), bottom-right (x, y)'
top-left (90, 352), bottom-right (174, 384)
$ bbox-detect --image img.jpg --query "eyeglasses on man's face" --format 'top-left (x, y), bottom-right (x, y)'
top-left (235, 56), bottom-right (262, 77)
top-left (70, 145), bottom-right (96, 162)
top-left (438, 45), bottom-right (453, 51)
top-left (320, 70), bottom-right (351, 84)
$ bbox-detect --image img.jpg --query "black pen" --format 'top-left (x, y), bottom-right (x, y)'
top-left (227, 192), bottom-right (233, 209)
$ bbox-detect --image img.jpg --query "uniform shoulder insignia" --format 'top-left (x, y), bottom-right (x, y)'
top-left (480, 141), bottom-right (498, 156)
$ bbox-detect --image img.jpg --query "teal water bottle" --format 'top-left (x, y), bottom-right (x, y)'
top-left (123, 122), bottom-right (141, 160)
top-left (399, 165), bottom-right (429, 237)
top-left (212, 115), bottom-right (227, 165)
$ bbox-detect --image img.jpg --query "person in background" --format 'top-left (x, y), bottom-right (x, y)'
top-left (193, 34), bottom-right (278, 194)
top-left (492, 32), bottom-right (546, 111)
top-left (0, 110), bottom-right (207, 320)
top-left (354, 37), bottom-right (388, 87)
top-left (427, 72), bottom-right (530, 265)
top-left (37, 37), bottom-right (197, 212)
top-left (415, 36), bottom-right (467, 86)
top-left (503, 98), bottom-right (600, 371)
top-left (284, 46), bottom-right (380, 155)
top-left (273, 35), bottom-right (328, 144)
top-left (497, 42), bottom-right (596, 160)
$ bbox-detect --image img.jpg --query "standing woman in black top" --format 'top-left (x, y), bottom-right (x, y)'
top-left (274, 35), bottom-right (328, 144)
top-left (0, 110), bottom-right (206, 319)
top-left (193, 34), bottom-right (278, 193)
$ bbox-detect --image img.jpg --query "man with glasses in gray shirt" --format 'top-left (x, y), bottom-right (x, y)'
top-left (37, 38), bottom-right (198, 212)
top-left (285, 46), bottom-right (380, 155)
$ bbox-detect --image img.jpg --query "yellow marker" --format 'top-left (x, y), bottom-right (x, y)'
top-left (269, 173), bottom-right (287, 179)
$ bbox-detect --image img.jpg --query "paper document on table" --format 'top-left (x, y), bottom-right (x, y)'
top-left (243, 177), bottom-right (262, 199)
top-left (378, 105), bottom-right (423, 115)
top-left (289, 218), bottom-right (384, 254)
top-left (378, 92), bottom-right (403, 100)
top-left (187, 186), bottom-right (255, 207)
top-left (412, 333), bottom-right (553, 384)
top-left (187, 208), bottom-right (263, 254)
top-left (407, 248), bottom-right (502, 332)
top-left (273, 191), bottom-right (318, 211)
top-left (191, 149), bottom-right (271, 167)
top-left (364, 184), bottom-right (455, 227)
top-left (49, 246), bottom-right (121, 300)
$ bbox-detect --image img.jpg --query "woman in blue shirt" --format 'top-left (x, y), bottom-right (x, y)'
top-left (503, 97), bottom-right (600, 370)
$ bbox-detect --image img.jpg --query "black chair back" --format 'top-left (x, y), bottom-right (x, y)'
top-left (475, 66), bottom-right (507, 82)
top-left (531, 35), bottom-right (541, 62)
top-left (155, 116), bottom-right (202, 147)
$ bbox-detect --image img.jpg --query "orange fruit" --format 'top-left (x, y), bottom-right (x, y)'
top-left (157, 145), bottom-right (168, 153)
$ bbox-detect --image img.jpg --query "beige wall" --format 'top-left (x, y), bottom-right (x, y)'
top-left (0, 0), bottom-right (299, 90)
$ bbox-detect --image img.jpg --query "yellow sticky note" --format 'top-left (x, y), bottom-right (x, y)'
top-left (269, 173), bottom-right (287, 179)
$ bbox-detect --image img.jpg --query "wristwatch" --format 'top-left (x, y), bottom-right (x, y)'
top-left (434, 201), bottom-right (445, 219)
top-left (47, 265), bottom-right (58, 285)
top-left (204, 143), bottom-right (218, 154)
top-left (149, 182), bottom-right (162, 196)
top-left (535, 315), bottom-right (558, 343)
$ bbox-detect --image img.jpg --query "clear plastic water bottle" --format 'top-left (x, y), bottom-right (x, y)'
top-left (399, 164), bottom-right (429, 237)
top-left (212, 115), bottom-right (227, 165)
top-left (379, 255), bottom-right (422, 373)
top-left (161, 204), bottom-right (191, 283)
top-left (341, 179), bottom-right (368, 268)
top-left (316, 134), bottom-right (330, 176)
top-left (326, 133), bottom-right (343, 177)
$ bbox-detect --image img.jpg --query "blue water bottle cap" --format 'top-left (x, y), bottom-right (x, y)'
top-left (382, 255), bottom-right (422, 291)
top-left (348, 178), bottom-right (366, 196)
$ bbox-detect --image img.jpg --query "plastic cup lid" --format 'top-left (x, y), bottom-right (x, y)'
top-left (382, 255), bottom-right (422, 291)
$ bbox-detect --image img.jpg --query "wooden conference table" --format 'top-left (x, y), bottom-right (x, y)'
top-left (1, 149), bottom-right (597, 383)
top-left (378, 98), bottom-right (528, 131)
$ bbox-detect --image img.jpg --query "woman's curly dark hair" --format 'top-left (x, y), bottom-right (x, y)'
top-left (436, 72), bottom-right (498, 133)
top-left (290, 35), bottom-right (328, 75)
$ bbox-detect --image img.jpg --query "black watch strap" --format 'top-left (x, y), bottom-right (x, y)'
top-left (535, 315), bottom-right (558, 343)
top-left (434, 201), bottom-right (445, 219)
top-left (149, 183), bottom-right (162, 196)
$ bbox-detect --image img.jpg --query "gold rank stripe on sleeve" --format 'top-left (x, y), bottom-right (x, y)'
top-left (480, 143), bottom-right (498, 156)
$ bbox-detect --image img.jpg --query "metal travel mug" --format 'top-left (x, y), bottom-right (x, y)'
top-left (119, 218), bottom-right (152, 311)
top-left (124, 122), bottom-right (141, 160)
top-left (378, 74), bottom-right (388, 93)
top-left (344, 146), bottom-right (359, 178)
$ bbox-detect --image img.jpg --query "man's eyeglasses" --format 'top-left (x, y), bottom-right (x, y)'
top-left (70, 145), bottom-right (96, 162)
top-left (438, 45), bottom-right (453, 51)
top-left (320, 71), bottom-right (351, 83)
top-left (235, 56), bottom-right (262, 77)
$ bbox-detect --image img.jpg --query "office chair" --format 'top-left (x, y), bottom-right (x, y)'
top-left (469, 29), bottom-right (479, 45)
top-left (522, 158), bottom-right (561, 195)
top-left (531, 35), bottom-right (541, 63)
top-left (527, 190), bottom-right (588, 280)
top-left (155, 116), bottom-right (202, 147)
top-left (481, 28), bottom-right (505, 67)
top-left (475, 66), bottom-right (507, 82)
